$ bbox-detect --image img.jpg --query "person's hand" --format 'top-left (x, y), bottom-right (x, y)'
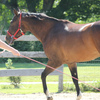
top-left (12, 49), bottom-right (20, 56)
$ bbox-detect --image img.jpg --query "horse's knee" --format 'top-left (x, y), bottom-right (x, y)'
top-left (41, 71), bottom-right (46, 80)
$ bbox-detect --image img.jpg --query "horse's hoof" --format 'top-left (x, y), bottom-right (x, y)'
top-left (76, 91), bottom-right (82, 100)
top-left (76, 94), bottom-right (82, 100)
top-left (47, 96), bottom-right (53, 100)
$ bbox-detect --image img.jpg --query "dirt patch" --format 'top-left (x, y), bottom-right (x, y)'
top-left (0, 93), bottom-right (100, 100)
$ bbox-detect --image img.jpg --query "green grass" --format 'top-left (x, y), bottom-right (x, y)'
top-left (0, 84), bottom-right (58, 94)
top-left (0, 62), bottom-right (100, 82)
top-left (0, 62), bottom-right (100, 94)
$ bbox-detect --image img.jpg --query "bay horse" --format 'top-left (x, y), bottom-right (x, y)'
top-left (6, 9), bottom-right (100, 100)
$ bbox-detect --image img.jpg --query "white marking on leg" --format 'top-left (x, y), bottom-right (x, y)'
top-left (79, 23), bottom-right (94, 32)
top-left (46, 89), bottom-right (50, 98)
top-left (76, 91), bottom-right (82, 100)
top-left (46, 90), bottom-right (53, 100)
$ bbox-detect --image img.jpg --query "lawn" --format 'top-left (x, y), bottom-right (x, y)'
top-left (0, 84), bottom-right (58, 94)
top-left (0, 62), bottom-right (100, 82)
top-left (0, 62), bottom-right (100, 94)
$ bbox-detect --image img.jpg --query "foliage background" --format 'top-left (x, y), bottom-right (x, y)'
top-left (0, 0), bottom-right (100, 62)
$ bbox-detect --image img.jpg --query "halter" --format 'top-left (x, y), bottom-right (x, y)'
top-left (7, 13), bottom-right (25, 40)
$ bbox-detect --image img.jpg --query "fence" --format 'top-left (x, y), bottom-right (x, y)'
top-left (0, 35), bottom-right (63, 91)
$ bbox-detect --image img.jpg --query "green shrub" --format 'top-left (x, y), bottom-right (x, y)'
top-left (63, 83), bottom-right (76, 92)
top-left (63, 82), bottom-right (100, 92)
top-left (5, 59), bottom-right (21, 88)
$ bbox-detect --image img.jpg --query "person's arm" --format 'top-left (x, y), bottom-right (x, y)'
top-left (0, 39), bottom-right (20, 56)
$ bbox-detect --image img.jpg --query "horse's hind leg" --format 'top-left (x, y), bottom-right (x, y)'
top-left (41, 60), bottom-right (62, 100)
top-left (67, 63), bottom-right (82, 100)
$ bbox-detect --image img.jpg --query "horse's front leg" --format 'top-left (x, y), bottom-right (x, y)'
top-left (68, 63), bottom-right (82, 100)
top-left (41, 60), bottom-right (62, 100)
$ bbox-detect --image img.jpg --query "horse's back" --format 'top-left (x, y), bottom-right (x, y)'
top-left (44, 21), bottom-right (100, 63)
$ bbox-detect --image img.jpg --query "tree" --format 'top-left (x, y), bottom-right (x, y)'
top-left (0, 0), bottom-right (100, 63)
top-left (26, 0), bottom-right (41, 12)
top-left (43, 0), bottom-right (55, 12)
top-left (0, 0), bottom-right (18, 12)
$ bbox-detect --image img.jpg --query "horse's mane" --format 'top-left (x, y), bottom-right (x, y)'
top-left (22, 12), bottom-right (46, 17)
top-left (21, 12), bottom-right (72, 24)
top-left (22, 12), bottom-right (61, 22)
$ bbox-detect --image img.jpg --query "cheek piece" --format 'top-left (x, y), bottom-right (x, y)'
top-left (7, 13), bottom-right (25, 40)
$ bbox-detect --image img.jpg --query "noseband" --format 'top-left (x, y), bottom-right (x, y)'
top-left (7, 13), bottom-right (25, 40)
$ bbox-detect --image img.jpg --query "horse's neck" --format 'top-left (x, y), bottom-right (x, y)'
top-left (23, 18), bottom-right (54, 43)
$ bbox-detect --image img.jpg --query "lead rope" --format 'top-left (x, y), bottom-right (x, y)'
top-left (0, 48), bottom-right (100, 91)
top-left (20, 54), bottom-right (100, 91)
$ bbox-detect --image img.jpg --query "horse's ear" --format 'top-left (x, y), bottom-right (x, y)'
top-left (13, 9), bottom-right (18, 16)
top-left (18, 8), bottom-right (21, 13)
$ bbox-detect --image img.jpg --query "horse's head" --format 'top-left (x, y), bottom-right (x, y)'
top-left (6, 9), bottom-right (25, 45)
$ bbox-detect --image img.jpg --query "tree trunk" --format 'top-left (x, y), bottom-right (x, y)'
top-left (43, 0), bottom-right (55, 12)
top-left (26, 0), bottom-right (40, 12)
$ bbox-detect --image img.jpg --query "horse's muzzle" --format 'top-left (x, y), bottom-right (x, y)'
top-left (6, 36), bottom-right (14, 45)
